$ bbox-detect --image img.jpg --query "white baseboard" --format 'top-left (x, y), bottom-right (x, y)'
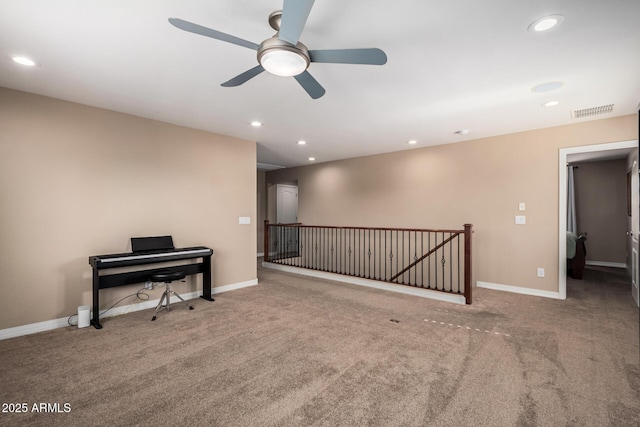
top-left (477, 281), bottom-right (562, 300)
top-left (585, 260), bottom-right (627, 269)
top-left (0, 278), bottom-right (259, 341)
top-left (262, 262), bottom-right (466, 305)
top-left (212, 279), bottom-right (259, 294)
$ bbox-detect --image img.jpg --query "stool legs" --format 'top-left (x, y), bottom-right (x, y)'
top-left (151, 281), bottom-right (194, 321)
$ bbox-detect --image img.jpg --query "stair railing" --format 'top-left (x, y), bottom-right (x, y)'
top-left (264, 221), bottom-right (473, 304)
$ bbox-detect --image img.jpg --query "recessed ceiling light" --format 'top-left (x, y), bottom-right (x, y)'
top-left (407, 140), bottom-right (417, 145)
top-left (12, 56), bottom-right (37, 67)
top-left (528, 15), bottom-right (565, 32)
top-left (543, 100), bottom-right (560, 107)
top-left (250, 121), bottom-right (262, 127)
top-left (454, 129), bottom-right (469, 135)
top-left (531, 81), bottom-right (563, 93)
top-left (297, 140), bottom-right (306, 145)
top-left (308, 157), bottom-right (316, 161)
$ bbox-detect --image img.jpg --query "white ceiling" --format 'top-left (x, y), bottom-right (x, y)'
top-left (1, 1), bottom-right (639, 168)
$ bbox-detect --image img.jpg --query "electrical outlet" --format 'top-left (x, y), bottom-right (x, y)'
top-left (537, 268), bottom-right (545, 278)
top-left (145, 281), bottom-right (153, 290)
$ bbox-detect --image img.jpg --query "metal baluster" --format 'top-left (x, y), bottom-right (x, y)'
top-left (457, 233), bottom-right (461, 293)
top-left (358, 229), bottom-right (361, 277)
top-left (421, 231), bottom-right (424, 288)
top-left (431, 231), bottom-right (435, 289)
top-left (332, 228), bottom-right (335, 272)
top-left (384, 230), bottom-right (387, 281)
top-left (321, 227), bottom-right (325, 271)
top-left (285, 226), bottom-right (289, 265)
top-left (440, 232), bottom-right (444, 290)
top-left (322, 227), bottom-right (324, 271)
top-left (367, 229), bottom-right (371, 279)
top-left (449, 232), bottom-right (453, 292)
top-left (415, 231), bottom-right (419, 286)
top-left (401, 230), bottom-right (405, 284)
top-left (377, 230), bottom-right (382, 280)
top-left (395, 230), bottom-right (399, 282)
top-left (338, 228), bottom-right (341, 274)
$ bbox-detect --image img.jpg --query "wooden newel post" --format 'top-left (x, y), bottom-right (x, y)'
top-left (264, 220), bottom-right (270, 262)
top-left (464, 224), bottom-right (473, 304)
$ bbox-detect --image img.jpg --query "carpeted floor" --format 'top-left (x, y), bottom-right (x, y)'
top-left (0, 265), bottom-right (638, 426)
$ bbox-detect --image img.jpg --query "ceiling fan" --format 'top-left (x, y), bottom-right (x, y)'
top-left (168, 0), bottom-right (387, 99)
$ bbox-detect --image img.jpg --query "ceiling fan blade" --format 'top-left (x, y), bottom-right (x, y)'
top-left (294, 71), bottom-right (325, 99)
top-left (279, 0), bottom-right (315, 45)
top-left (169, 18), bottom-right (260, 50)
top-left (221, 65), bottom-right (265, 87)
top-left (309, 48), bottom-right (388, 65)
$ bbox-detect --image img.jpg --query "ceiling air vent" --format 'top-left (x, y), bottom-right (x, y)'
top-left (572, 104), bottom-right (614, 119)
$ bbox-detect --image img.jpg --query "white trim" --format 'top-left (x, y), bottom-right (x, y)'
top-left (585, 260), bottom-right (627, 268)
top-left (0, 318), bottom-right (72, 341)
top-left (211, 278), bottom-right (259, 294)
top-left (257, 252), bottom-right (264, 257)
top-left (262, 262), bottom-right (466, 305)
top-left (559, 139), bottom-right (637, 300)
top-left (0, 278), bottom-right (259, 341)
top-left (477, 281), bottom-right (562, 299)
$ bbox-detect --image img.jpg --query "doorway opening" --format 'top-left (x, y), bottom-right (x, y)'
top-left (559, 140), bottom-right (638, 304)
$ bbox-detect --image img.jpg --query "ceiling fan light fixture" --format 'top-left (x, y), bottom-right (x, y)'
top-left (260, 49), bottom-right (308, 76)
top-left (258, 37), bottom-right (310, 77)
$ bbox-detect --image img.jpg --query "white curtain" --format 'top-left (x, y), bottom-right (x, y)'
top-left (567, 166), bottom-right (577, 233)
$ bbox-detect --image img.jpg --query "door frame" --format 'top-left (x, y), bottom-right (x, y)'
top-left (558, 139), bottom-right (638, 300)
top-left (630, 151), bottom-right (640, 307)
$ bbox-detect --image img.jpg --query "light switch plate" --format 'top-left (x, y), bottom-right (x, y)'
top-left (515, 215), bottom-right (526, 225)
top-left (519, 202), bottom-right (526, 211)
top-left (239, 217), bottom-right (251, 225)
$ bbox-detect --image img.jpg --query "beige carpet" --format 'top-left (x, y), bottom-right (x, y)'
top-left (0, 265), bottom-right (638, 426)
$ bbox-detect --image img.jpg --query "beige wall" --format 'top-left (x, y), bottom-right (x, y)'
top-left (266, 115), bottom-right (638, 294)
top-left (573, 159), bottom-right (627, 264)
top-left (0, 87), bottom-right (257, 329)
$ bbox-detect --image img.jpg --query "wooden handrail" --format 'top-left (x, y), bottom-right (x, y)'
top-left (266, 222), bottom-right (464, 234)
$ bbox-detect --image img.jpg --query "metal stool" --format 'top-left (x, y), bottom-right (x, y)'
top-left (150, 270), bottom-right (193, 321)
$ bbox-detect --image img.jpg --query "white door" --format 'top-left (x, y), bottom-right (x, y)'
top-left (276, 185), bottom-right (299, 258)
top-left (276, 185), bottom-right (298, 223)
top-left (631, 155), bottom-right (639, 307)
